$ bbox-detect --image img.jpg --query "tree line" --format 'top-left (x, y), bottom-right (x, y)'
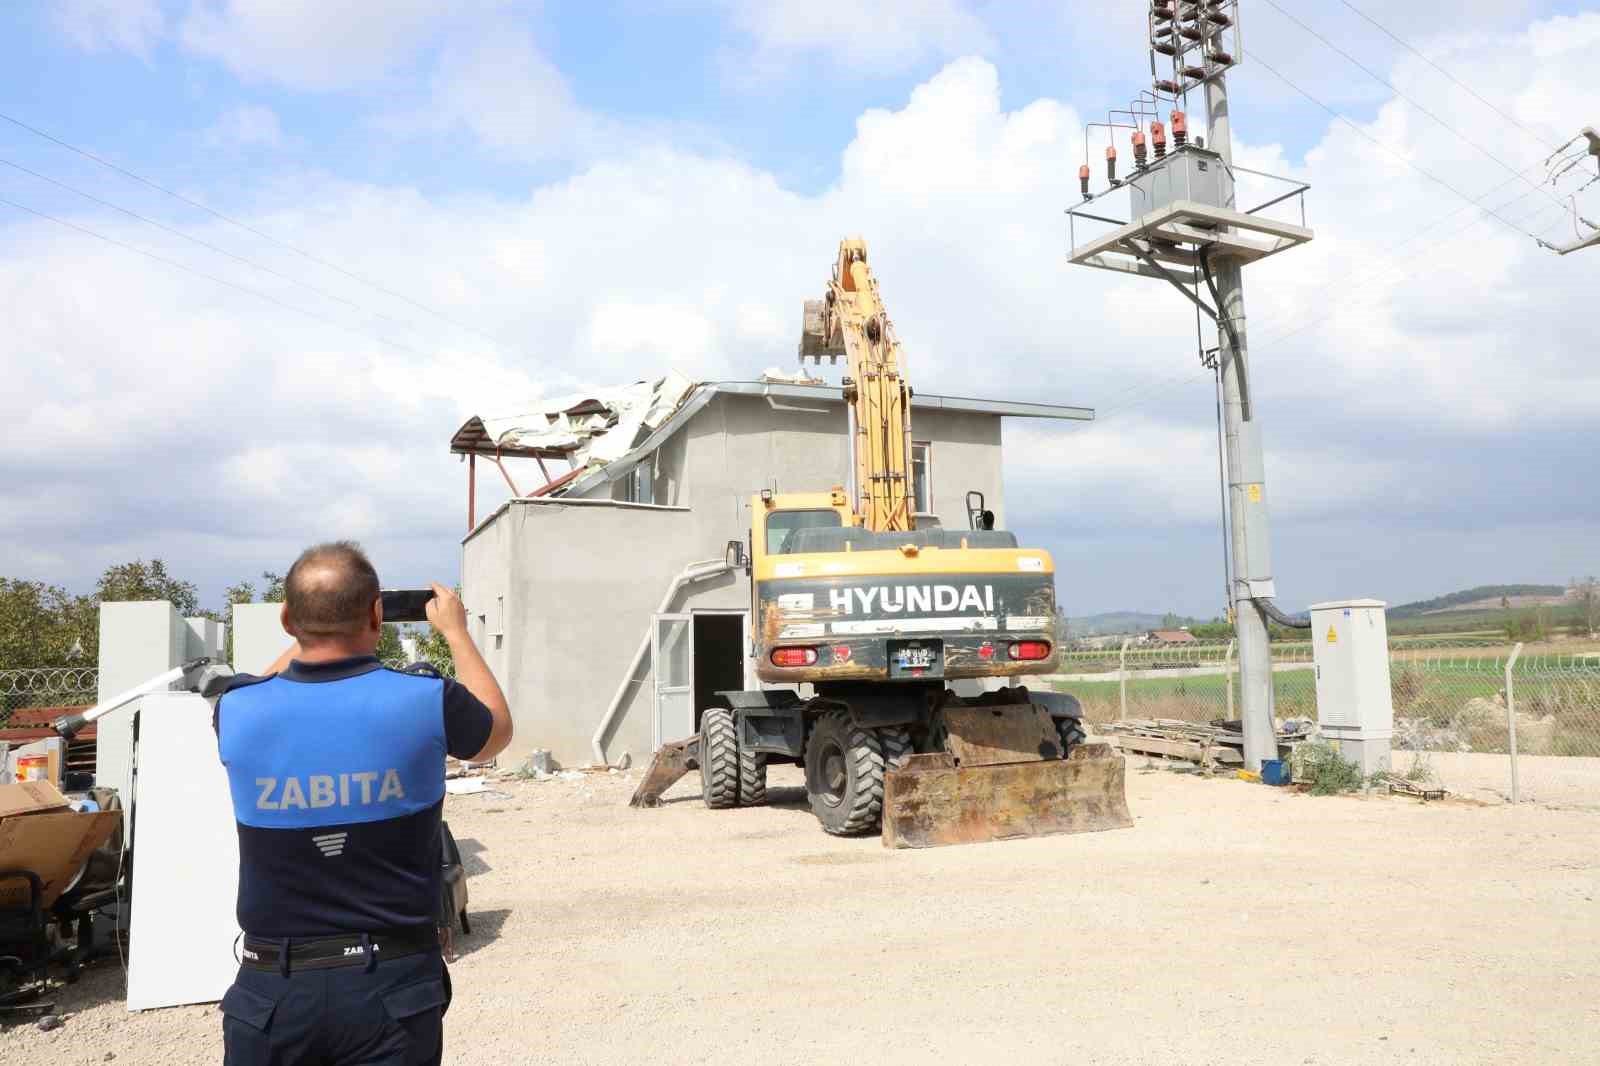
top-left (1, 559), bottom-right (451, 670)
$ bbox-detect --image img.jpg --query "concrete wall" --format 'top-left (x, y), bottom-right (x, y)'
top-left (97, 601), bottom-right (190, 801)
top-left (232, 603), bottom-right (291, 675)
top-left (461, 389), bottom-right (1009, 769)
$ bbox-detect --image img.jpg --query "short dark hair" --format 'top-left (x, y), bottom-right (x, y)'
top-left (284, 541), bottom-right (380, 639)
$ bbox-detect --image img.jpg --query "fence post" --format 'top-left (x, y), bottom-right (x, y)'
top-left (1225, 639), bottom-right (1236, 721)
top-left (1119, 637), bottom-right (1131, 721)
top-left (1504, 642), bottom-right (1523, 804)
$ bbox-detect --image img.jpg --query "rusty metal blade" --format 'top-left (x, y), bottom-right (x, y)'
top-left (881, 743), bottom-right (1132, 849)
top-left (942, 704), bottom-right (1060, 767)
top-left (629, 736), bottom-right (699, 809)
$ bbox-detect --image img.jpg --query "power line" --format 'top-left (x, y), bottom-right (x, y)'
top-left (1336, 0), bottom-right (1562, 153)
top-left (0, 156), bottom-right (416, 333)
top-left (0, 110), bottom-right (536, 360)
top-left (1249, 54), bottom-right (1550, 241)
top-left (0, 193), bottom-right (436, 362)
top-left (1259, 0), bottom-right (1566, 213)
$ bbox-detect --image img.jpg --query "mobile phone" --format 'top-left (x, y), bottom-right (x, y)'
top-left (380, 589), bottom-right (434, 623)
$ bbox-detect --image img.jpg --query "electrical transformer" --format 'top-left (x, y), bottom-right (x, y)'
top-left (1127, 145), bottom-right (1235, 217)
top-left (1310, 599), bottom-right (1393, 775)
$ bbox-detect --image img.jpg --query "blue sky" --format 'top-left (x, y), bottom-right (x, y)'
top-left (2, 1), bottom-right (1597, 621)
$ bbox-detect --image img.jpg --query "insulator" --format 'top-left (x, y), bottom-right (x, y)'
top-left (1105, 145), bottom-right (1118, 183)
top-left (1079, 163), bottom-right (1091, 199)
top-left (1210, 49), bottom-right (1235, 66)
top-left (1207, 9), bottom-right (1233, 26)
top-left (1151, 120), bottom-right (1168, 159)
top-left (1179, 3), bottom-right (1201, 21)
top-left (1151, 1), bottom-right (1175, 20)
top-left (1179, 24), bottom-right (1203, 41)
top-left (1151, 38), bottom-right (1177, 56)
top-left (1154, 79), bottom-right (1181, 95)
top-left (1131, 130), bottom-right (1148, 168)
top-left (1171, 110), bottom-right (1188, 147)
top-left (1182, 65), bottom-right (1208, 80)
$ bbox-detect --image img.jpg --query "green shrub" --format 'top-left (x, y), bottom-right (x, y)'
top-left (1293, 741), bottom-right (1365, 795)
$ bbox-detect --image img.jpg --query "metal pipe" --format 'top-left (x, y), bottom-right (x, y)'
top-left (51, 659), bottom-right (207, 738)
top-left (1505, 642), bottom-right (1523, 803)
top-left (590, 559), bottom-right (732, 767)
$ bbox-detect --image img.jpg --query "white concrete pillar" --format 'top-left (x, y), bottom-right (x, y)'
top-left (231, 602), bottom-right (292, 675)
top-left (97, 601), bottom-right (187, 800)
top-left (184, 617), bottom-right (225, 661)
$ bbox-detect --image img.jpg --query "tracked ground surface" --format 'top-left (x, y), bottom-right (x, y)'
top-left (9, 757), bottom-right (1598, 1066)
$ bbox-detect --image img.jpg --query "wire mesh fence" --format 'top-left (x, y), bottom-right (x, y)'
top-left (1047, 637), bottom-right (1600, 807)
top-left (0, 666), bottom-right (99, 729)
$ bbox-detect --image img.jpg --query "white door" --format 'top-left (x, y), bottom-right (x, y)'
top-left (652, 613), bottom-right (694, 749)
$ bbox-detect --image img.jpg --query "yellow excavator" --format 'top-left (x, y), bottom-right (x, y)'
top-left (632, 238), bottom-right (1131, 847)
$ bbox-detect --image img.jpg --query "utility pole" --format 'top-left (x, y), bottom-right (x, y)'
top-left (1065, 1), bottom-right (1315, 770)
top-left (1205, 75), bottom-right (1278, 769)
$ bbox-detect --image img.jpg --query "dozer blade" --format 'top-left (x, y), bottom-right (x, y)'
top-left (881, 743), bottom-right (1133, 849)
top-left (629, 736), bottom-right (699, 809)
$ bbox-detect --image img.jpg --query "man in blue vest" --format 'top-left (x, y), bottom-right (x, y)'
top-left (214, 541), bottom-right (512, 1065)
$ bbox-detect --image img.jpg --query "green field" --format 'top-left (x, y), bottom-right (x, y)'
top-left (1050, 669), bottom-right (1318, 725)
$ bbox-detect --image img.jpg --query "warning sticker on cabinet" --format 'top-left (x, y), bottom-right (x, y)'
top-left (1247, 484), bottom-right (1263, 503)
top-left (1326, 626), bottom-right (1338, 644)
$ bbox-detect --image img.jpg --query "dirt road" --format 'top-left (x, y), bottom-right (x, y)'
top-left (14, 760), bottom-right (1599, 1065)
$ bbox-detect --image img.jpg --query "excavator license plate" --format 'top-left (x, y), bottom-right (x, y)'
top-left (889, 639), bottom-right (942, 678)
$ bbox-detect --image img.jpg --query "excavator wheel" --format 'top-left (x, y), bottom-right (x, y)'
top-left (880, 725), bottom-right (913, 772)
top-left (804, 711), bottom-right (885, 835)
top-left (1054, 716), bottom-right (1087, 758)
top-left (738, 743), bottom-right (767, 807)
top-left (700, 707), bottom-right (740, 810)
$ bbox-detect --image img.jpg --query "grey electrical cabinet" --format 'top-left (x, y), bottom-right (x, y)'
top-left (1127, 146), bottom-right (1234, 217)
top-left (1310, 599), bottom-right (1393, 775)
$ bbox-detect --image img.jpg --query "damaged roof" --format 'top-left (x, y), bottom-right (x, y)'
top-left (450, 375), bottom-right (1093, 498)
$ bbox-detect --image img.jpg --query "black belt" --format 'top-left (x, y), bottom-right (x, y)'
top-left (239, 928), bottom-right (439, 973)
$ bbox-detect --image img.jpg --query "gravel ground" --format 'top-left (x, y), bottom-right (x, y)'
top-left (7, 758), bottom-right (1598, 1066)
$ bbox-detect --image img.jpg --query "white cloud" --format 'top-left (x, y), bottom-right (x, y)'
top-left (4, 14), bottom-right (1598, 611)
top-left (53, 0), bottom-right (164, 55)
top-left (179, 0), bottom-right (497, 90)
top-left (388, 23), bottom-right (594, 159)
top-left (720, 0), bottom-right (994, 75)
top-left (206, 104), bottom-right (287, 148)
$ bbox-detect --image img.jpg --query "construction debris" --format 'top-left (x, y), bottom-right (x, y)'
top-left (473, 372), bottom-right (696, 470)
top-left (1097, 718), bottom-right (1311, 773)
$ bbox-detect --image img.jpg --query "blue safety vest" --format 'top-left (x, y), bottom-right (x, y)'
top-left (215, 656), bottom-right (492, 938)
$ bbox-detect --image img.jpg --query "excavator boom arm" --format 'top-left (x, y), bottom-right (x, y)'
top-left (800, 238), bottom-right (914, 532)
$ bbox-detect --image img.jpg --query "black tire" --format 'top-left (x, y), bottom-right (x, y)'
top-left (880, 725), bottom-right (913, 772)
top-left (738, 741), bottom-right (768, 807)
top-left (700, 707), bottom-right (739, 809)
top-left (1054, 715), bottom-right (1087, 758)
top-left (804, 711), bottom-right (884, 835)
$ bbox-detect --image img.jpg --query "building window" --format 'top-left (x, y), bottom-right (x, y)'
top-left (624, 453), bottom-right (654, 505)
top-left (911, 442), bottom-right (932, 514)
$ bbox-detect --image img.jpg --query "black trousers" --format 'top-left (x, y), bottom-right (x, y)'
top-left (221, 948), bottom-right (451, 1065)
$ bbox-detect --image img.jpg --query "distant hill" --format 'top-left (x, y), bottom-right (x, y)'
top-left (1390, 584), bottom-right (1567, 619)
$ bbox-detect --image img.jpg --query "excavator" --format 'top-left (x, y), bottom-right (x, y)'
top-left (631, 238), bottom-right (1132, 847)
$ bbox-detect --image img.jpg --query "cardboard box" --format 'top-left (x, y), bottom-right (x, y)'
top-left (0, 780), bottom-right (122, 908)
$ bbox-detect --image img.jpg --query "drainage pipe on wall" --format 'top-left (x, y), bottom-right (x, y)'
top-left (591, 557), bottom-right (733, 767)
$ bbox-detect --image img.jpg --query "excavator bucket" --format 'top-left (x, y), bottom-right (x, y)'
top-left (881, 705), bottom-right (1133, 848)
top-left (799, 298), bottom-right (845, 360)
